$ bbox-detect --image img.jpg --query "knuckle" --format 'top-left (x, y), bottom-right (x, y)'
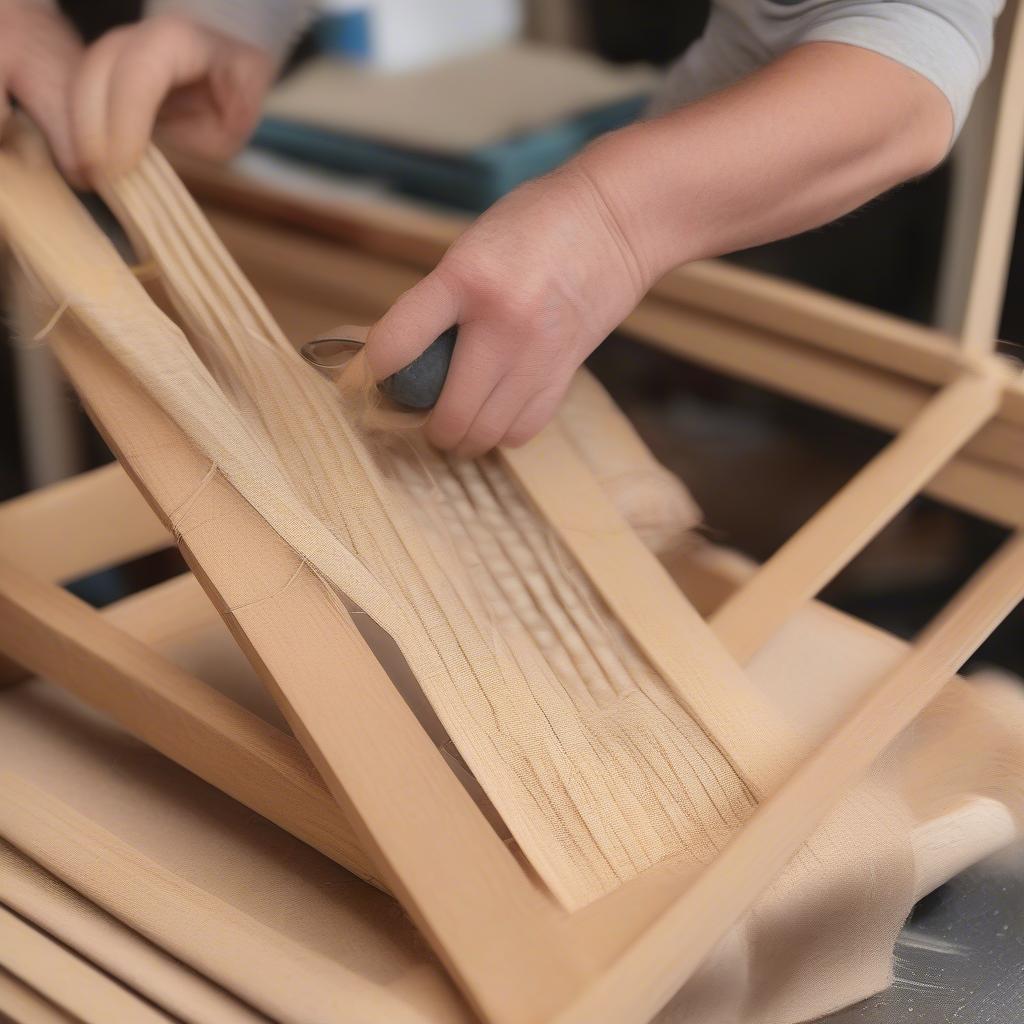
top-left (457, 425), bottom-right (502, 459)
top-left (427, 407), bottom-right (472, 450)
top-left (444, 254), bottom-right (508, 310)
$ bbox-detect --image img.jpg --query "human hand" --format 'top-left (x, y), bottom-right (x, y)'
top-left (71, 13), bottom-right (275, 183)
top-left (364, 163), bottom-right (652, 458)
top-left (0, 0), bottom-right (83, 173)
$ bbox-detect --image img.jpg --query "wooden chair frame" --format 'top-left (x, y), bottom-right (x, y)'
top-left (0, 179), bottom-right (1020, 1024)
top-left (1, 8), bottom-right (1023, 1018)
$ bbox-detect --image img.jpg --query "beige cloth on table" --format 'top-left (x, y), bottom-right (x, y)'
top-left (1, 135), bottom-right (1023, 1023)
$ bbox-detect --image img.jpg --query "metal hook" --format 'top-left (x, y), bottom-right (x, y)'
top-left (300, 326), bottom-right (457, 410)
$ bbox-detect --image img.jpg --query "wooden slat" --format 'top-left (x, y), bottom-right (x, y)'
top-left (503, 426), bottom-right (798, 797)
top-left (0, 554), bottom-right (377, 885)
top-left (16, 219), bottom-right (576, 1024)
top-left (624, 297), bottom-right (1024, 527)
top-left (0, 968), bottom-right (78, 1024)
top-left (0, 462), bottom-right (169, 584)
top-left (711, 372), bottom-right (1002, 662)
top-left (3, 135), bottom-right (1016, 1024)
top-left (0, 902), bottom-right (173, 1024)
top-left (0, 776), bottom-right (436, 1024)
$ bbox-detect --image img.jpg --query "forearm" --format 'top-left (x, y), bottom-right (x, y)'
top-left (578, 41), bottom-right (953, 283)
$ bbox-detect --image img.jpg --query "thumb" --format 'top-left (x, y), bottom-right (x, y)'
top-left (365, 270), bottom-right (459, 381)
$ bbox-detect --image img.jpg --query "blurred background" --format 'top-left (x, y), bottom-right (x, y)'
top-left (2, 0), bottom-right (1022, 676)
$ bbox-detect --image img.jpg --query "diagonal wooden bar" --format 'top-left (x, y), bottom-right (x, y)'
top-left (0, 462), bottom-right (169, 585)
top-left (710, 371), bottom-right (1004, 663)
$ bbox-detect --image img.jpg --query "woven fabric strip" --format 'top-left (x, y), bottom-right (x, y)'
top-left (0, 136), bottom-right (901, 921)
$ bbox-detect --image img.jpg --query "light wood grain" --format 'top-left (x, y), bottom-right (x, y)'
top-left (0, 775), bottom-right (438, 1024)
top-left (0, 138), bottom-right (582, 1022)
top-left (3, 131), bottom-right (1021, 1024)
top-left (503, 425), bottom-right (799, 797)
top-left (0, 902), bottom-right (173, 1024)
top-left (0, 461), bottom-right (169, 584)
top-left (0, 553), bottom-right (378, 884)
top-left (0, 968), bottom-right (78, 1024)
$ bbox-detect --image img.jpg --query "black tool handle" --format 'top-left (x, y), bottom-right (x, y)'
top-left (380, 326), bottom-right (457, 410)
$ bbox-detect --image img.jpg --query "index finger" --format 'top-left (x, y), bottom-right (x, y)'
top-left (365, 270), bottom-right (460, 380)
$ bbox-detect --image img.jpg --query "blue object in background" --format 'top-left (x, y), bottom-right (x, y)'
top-left (313, 10), bottom-right (372, 61)
top-left (251, 93), bottom-right (649, 212)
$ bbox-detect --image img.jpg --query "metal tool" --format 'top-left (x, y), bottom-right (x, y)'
top-left (301, 327), bottom-right (457, 409)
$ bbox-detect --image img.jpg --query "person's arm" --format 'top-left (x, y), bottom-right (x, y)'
top-left (589, 41), bottom-right (951, 294)
top-left (69, 2), bottom-right (315, 183)
top-left (366, 42), bottom-right (952, 458)
top-left (0, 0), bottom-right (82, 171)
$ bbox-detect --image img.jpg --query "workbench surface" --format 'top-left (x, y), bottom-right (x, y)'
top-left (821, 855), bottom-right (1024, 1022)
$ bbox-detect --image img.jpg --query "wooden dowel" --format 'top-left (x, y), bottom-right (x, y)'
top-left (711, 372), bottom-right (1002, 663)
top-left (558, 530), bottom-right (1024, 1024)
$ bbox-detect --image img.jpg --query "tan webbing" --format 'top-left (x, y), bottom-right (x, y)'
top-left (0, 137), bottom-right (797, 910)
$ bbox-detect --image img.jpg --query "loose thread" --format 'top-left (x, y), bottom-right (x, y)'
top-left (130, 260), bottom-right (161, 282)
top-left (336, 348), bottom-right (430, 437)
top-left (227, 555), bottom-right (309, 614)
top-left (167, 461), bottom-right (218, 537)
top-left (28, 300), bottom-right (70, 345)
